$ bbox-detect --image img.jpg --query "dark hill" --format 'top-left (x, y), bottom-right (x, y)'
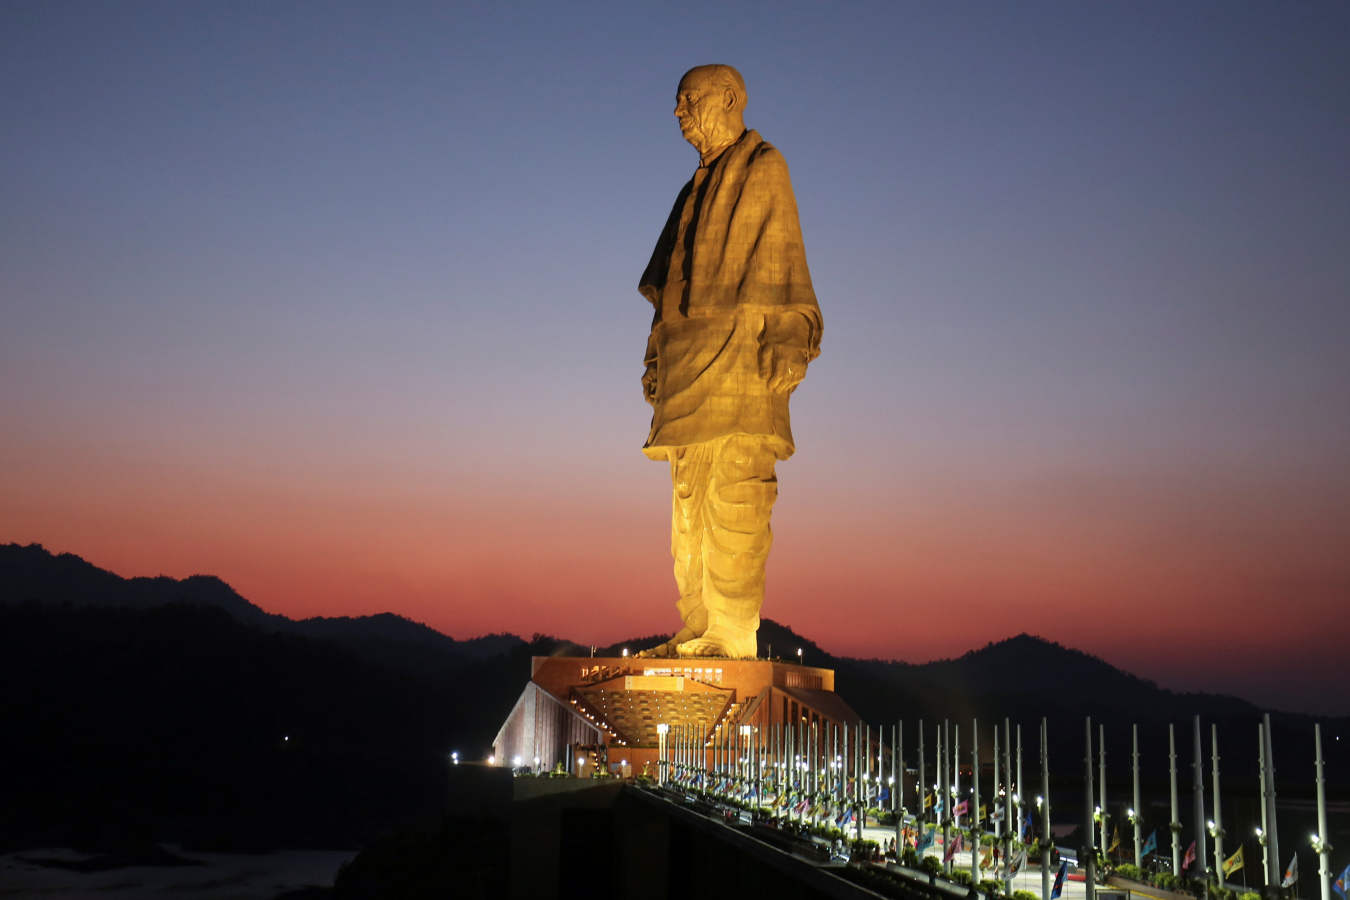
top-left (2, 542), bottom-right (1344, 854)
top-left (0, 542), bottom-right (525, 675)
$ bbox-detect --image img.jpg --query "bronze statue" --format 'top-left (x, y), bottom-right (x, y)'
top-left (638, 65), bottom-right (822, 659)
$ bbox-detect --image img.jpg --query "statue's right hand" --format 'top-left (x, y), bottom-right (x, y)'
top-left (642, 363), bottom-right (658, 405)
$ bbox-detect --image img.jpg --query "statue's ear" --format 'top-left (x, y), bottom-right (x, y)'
top-left (723, 87), bottom-right (738, 110)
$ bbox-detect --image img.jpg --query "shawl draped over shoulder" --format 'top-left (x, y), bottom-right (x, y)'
top-left (638, 130), bottom-right (822, 459)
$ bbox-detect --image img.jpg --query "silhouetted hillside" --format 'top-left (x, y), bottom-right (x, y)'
top-left (0, 542), bottom-right (525, 676)
top-left (2, 542), bottom-right (1344, 854)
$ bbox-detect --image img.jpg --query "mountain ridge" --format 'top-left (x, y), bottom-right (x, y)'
top-left (2, 541), bottom-right (1345, 854)
top-left (0, 541), bottom-right (1333, 723)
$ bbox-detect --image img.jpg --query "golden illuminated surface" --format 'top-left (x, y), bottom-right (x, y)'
top-left (637, 65), bottom-right (822, 660)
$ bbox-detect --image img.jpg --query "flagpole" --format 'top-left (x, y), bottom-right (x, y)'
top-left (972, 718), bottom-right (981, 884)
top-left (1193, 715), bottom-right (1208, 884)
top-left (1099, 723), bottom-right (1108, 864)
top-left (832, 722), bottom-right (838, 810)
top-left (994, 723), bottom-right (1002, 848)
top-left (1132, 724), bottom-right (1142, 867)
top-left (1212, 722), bottom-right (1226, 889)
top-left (919, 719), bottom-right (926, 827)
top-left (890, 722), bottom-right (899, 848)
top-left (1085, 716), bottom-right (1097, 900)
top-left (866, 722), bottom-right (872, 829)
top-left (1262, 713), bottom-right (1281, 900)
top-left (1005, 717), bottom-right (1014, 896)
top-left (941, 718), bottom-right (950, 874)
top-left (857, 719), bottom-right (864, 843)
top-left (1041, 717), bottom-right (1052, 900)
top-left (813, 719), bottom-right (820, 825)
top-left (1170, 723), bottom-right (1182, 876)
top-left (878, 721), bottom-right (884, 821)
top-left (1017, 723), bottom-right (1025, 861)
top-left (1315, 723), bottom-right (1331, 900)
top-left (954, 721), bottom-right (962, 831)
top-left (1258, 723), bottom-right (1270, 889)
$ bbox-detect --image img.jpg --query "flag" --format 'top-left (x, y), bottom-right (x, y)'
top-left (981, 845), bottom-right (994, 870)
top-left (955, 799), bottom-right (969, 818)
top-left (1142, 830), bottom-right (1157, 857)
top-left (1182, 840), bottom-right (1197, 872)
top-left (879, 786), bottom-right (891, 805)
top-left (924, 792), bottom-right (934, 810)
top-left (945, 832), bottom-right (964, 862)
top-left (980, 804), bottom-right (988, 823)
top-left (1109, 827), bottom-right (1121, 854)
top-left (1010, 848), bottom-right (1028, 876)
top-left (1222, 846), bottom-right (1244, 877)
top-left (917, 826), bottom-right (936, 853)
top-left (1051, 860), bottom-right (1069, 899)
top-left (1332, 862), bottom-right (1350, 900)
top-left (1023, 811), bottom-right (1032, 841)
top-left (1282, 853), bottom-right (1298, 888)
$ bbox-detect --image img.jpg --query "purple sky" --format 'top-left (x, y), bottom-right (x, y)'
top-left (3, 2), bottom-right (1348, 714)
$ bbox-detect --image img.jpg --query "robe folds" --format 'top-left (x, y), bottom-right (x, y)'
top-left (639, 129), bottom-right (823, 459)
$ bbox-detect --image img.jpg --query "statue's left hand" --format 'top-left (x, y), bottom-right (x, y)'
top-left (759, 343), bottom-right (810, 393)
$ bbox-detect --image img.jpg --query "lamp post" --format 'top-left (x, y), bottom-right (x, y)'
top-left (1193, 716), bottom-right (1208, 883)
top-left (1314, 723), bottom-right (1333, 900)
top-left (1261, 714), bottom-right (1281, 900)
top-left (657, 723), bottom-right (669, 786)
top-left (1132, 724), bottom-right (1142, 868)
top-left (971, 718), bottom-right (981, 884)
top-left (1085, 717), bottom-right (1097, 900)
top-left (1211, 723), bottom-right (1226, 889)
top-left (741, 724), bottom-right (753, 799)
top-left (1170, 724), bottom-right (1182, 876)
top-left (1041, 716), bottom-right (1052, 900)
top-left (1208, 820), bottom-right (1227, 888)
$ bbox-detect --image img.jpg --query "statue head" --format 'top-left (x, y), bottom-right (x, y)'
top-left (674, 64), bottom-right (747, 161)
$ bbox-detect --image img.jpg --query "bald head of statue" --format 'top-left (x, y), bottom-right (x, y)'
top-left (674, 64), bottom-right (748, 164)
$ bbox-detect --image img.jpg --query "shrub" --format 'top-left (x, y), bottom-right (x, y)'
top-left (1239, 893), bottom-right (1261, 900)
top-left (1014, 891), bottom-right (1039, 900)
top-left (951, 869), bottom-right (974, 886)
top-left (1116, 864), bottom-right (1144, 881)
top-left (920, 855), bottom-right (942, 875)
top-left (1152, 872), bottom-right (1178, 890)
top-left (979, 877), bottom-right (1007, 896)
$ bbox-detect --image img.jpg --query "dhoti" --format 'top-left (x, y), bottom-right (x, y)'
top-left (665, 433), bottom-right (778, 659)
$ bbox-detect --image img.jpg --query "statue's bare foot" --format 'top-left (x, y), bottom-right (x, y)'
top-left (675, 637), bottom-right (730, 658)
top-left (676, 629), bottom-right (757, 659)
top-left (635, 640), bottom-right (678, 658)
top-left (636, 627), bottom-right (698, 658)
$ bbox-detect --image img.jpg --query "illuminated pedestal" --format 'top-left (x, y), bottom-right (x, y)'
top-left (492, 656), bottom-right (861, 777)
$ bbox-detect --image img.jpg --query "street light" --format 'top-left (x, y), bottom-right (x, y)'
top-left (657, 723), bottom-right (669, 786)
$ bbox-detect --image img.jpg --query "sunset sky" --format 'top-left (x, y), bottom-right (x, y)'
top-left (4, 2), bottom-right (1348, 715)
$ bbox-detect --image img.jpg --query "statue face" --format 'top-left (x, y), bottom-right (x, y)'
top-left (674, 71), bottom-right (733, 155)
